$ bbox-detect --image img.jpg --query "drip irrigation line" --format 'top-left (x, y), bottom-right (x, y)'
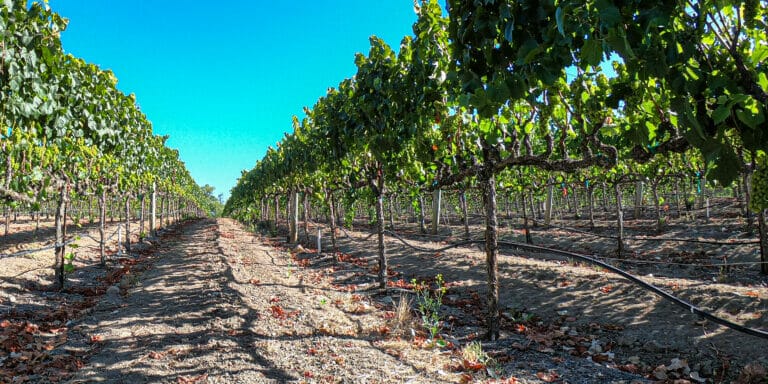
top-left (391, 230), bottom-right (448, 240)
top-left (339, 225), bottom-right (479, 251)
top-left (366, 228), bottom-right (768, 340)
top-left (338, 227), bottom-right (378, 242)
top-left (590, 255), bottom-right (768, 268)
top-left (386, 226), bottom-right (766, 269)
top-left (384, 230), bottom-right (478, 253)
top-left (494, 240), bottom-right (768, 340)
top-left (385, 228), bottom-right (472, 240)
top-left (625, 235), bottom-right (760, 246)
top-left (528, 220), bottom-right (617, 240)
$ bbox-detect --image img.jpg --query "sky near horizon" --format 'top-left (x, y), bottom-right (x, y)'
top-left (47, 1), bottom-right (419, 201)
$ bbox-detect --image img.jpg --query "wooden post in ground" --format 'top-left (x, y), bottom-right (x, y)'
top-left (150, 182), bottom-right (157, 236)
top-left (544, 179), bottom-right (554, 225)
top-left (431, 189), bottom-right (441, 235)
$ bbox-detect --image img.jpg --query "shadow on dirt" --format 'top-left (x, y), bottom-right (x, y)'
top-left (70, 219), bottom-right (298, 382)
top-left (276, 216), bottom-right (767, 382)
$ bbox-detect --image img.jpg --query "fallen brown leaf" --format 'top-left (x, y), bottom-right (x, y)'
top-left (536, 371), bottom-right (560, 382)
top-left (177, 373), bottom-right (208, 383)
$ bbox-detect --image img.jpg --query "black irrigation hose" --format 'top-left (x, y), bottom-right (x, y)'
top-left (340, 226), bottom-right (480, 253)
top-left (411, 234), bottom-right (768, 340)
top-left (386, 225), bottom-right (766, 268)
top-left (289, 221), bottom-right (768, 339)
top-left (384, 229), bottom-right (479, 253)
top-left (494, 240), bottom-right (768, 341)
top-left (592, 255), bottom-right (768, 268)
top-left (530, 219), bottom-right (760, 245)
top-left (527, 220), bottom-right (618, 240)
top-left (338, 227), bottom-right (377, 242)
top-left (351, 227), bottom-right (768, 341)
top-left (625, 235), bottom-right (759, 246)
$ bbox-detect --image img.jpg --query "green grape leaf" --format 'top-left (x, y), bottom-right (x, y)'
top-left (707, 146), bottom-right (740, 186)
top-left (555, 7), bottom-right (565, 36)
top-left (712, 104), bottom-right (731, 125)
top-left (581, 39), bottom-right (603, 67)
top-left (736, 108), bottom-right (764, 130)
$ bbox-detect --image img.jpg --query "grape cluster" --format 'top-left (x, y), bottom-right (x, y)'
top-left (750, 160), bottom-right (768, 211)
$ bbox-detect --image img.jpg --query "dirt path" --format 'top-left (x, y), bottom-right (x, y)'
top-left (65, 219), bottom-right (460, 383)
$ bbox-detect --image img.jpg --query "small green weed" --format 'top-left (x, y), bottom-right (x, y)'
top-left (411, 273), bottom-right (446, 343)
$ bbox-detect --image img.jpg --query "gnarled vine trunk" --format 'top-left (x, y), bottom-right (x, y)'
top-left (327, 189), bottom-right (338, 255)
top-left (651, 181), bottom-right (663, 233)
top-left (375, 171), bottom-right (387, 290)
top-left (303, 190), bottom-right (310, 242)
top-left (743, 170), bottom-right (754, 231)
top-left (417, 194), bottom-right (426, 234)
top-left (150, 182), bottom-right (157, 236)
top-left (480, 167), bottom-right (500, 341)
top-left (288, 190), bottom-right (299, 243)
top-left (139, 192), bottom-right (146, 241)
top-left (522, 192), bottom-right (532, 244)
top-left (544, 179), bottom-right (554, 225)
top-left (431, 189), bottom-right (441, 235)
top-left (4, 206), bottom-right (9, 236)
top-left (124, 196), bottom-right (131, 252)
top-left (459, 190), bottom-right (470, 239)
top-left (54, 186), bottom-right (69, 290)
top-left (615, 183), bottom-right (625, 256)
top-left (572, 185), bottom-right (580, 219)
top-left (274, 195), bottom-right (280, 225)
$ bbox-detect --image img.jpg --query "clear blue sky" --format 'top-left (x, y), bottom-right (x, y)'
top-left (48, 1), bottom-right (420, 201)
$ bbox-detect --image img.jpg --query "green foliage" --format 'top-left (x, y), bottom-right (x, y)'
top-left (344, 206), bottom-right (355, 228)
top-left (63, 252), bottom-right (75, 273)
top-left (443, 0), bottom-right (767, 186)
top-left (411, 273), bottom-right (446, 342)
top-left (202, 0), bottom-right (768, 341)
top-left (685, 195), bottom-right (696, 209)
top-left (750, 156), bottom-right (768, 212)
top-left (462, 340), bottom-right (493, 366)
top-left (0, 2), bottom-right (215, 221)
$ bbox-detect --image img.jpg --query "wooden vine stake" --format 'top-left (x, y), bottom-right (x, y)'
top-left (150, 182), bottom-right (157, 237)
top-left (760, 210), bottom-right (768, 275)
top-left (431, 189), bottom-right (441, 235)
top-left (99, 188), bottom-right (106, 266)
